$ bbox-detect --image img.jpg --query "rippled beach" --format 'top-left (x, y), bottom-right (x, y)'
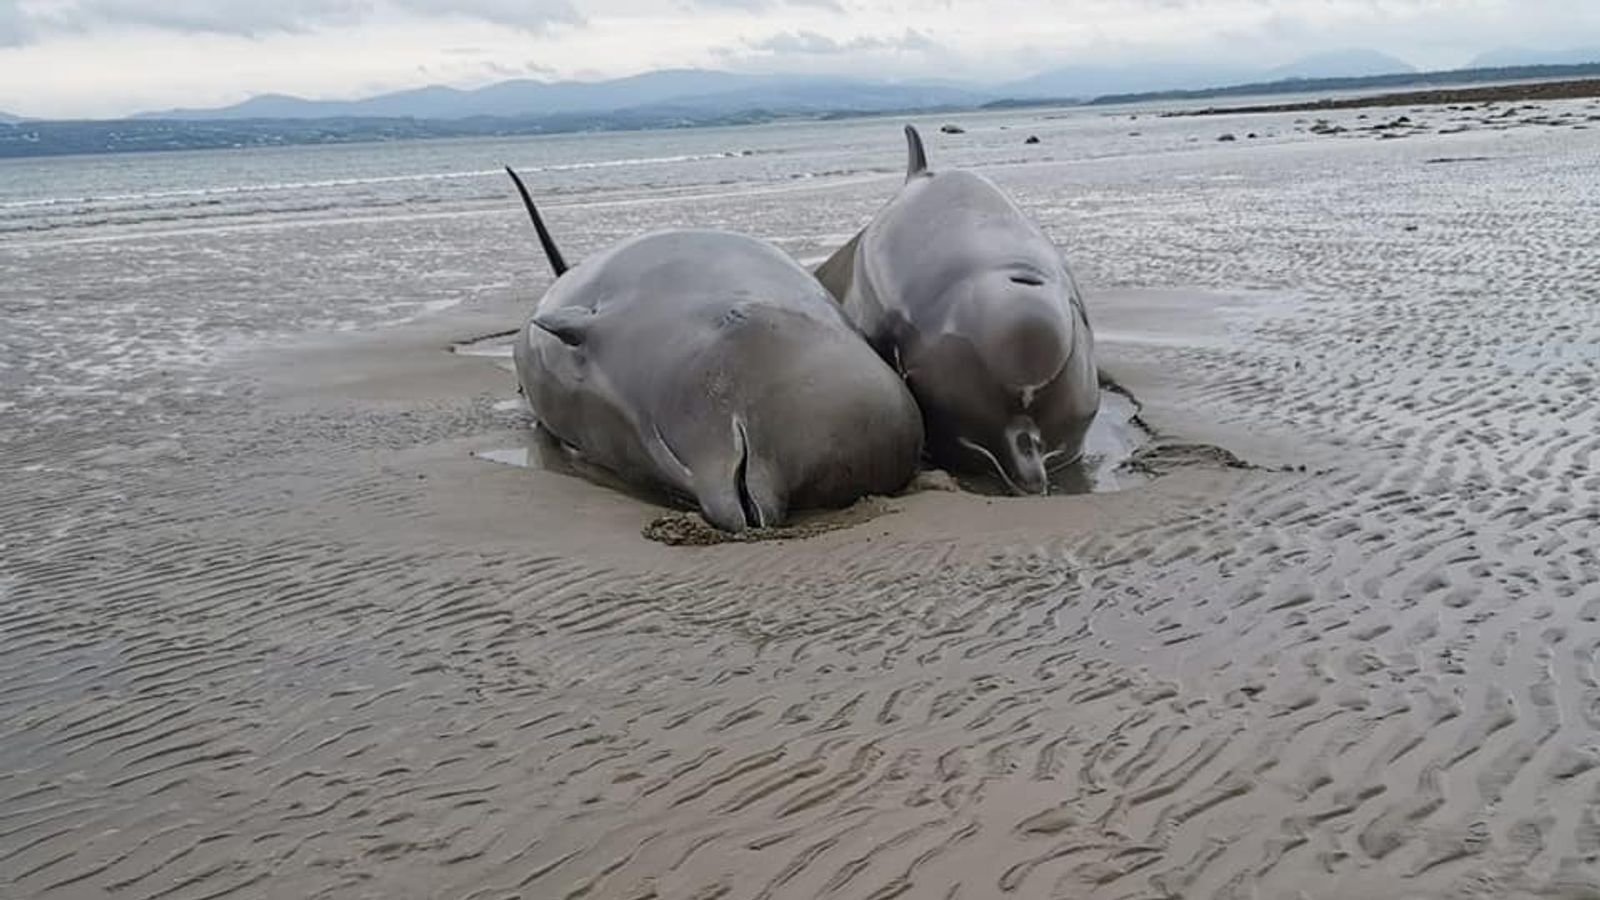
top-left (4, 99), bottom-right (1600, 898)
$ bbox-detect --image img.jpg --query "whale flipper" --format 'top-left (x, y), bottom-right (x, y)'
top-left (814, 228), bottom-right (863, 302)
top-left (530, 307), bottom-right (593, 346)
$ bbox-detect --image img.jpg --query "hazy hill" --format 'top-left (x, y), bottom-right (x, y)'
top-left (993, 49), bottom-right (1414, 101)
top-left (1471, 47), bottom-right (1600, 68)
top-left (1264, 48), bottom-right (1415, 80)
top-left (138, 70), bottom-right (984, 121)
top-left (997, 63), bottom-right (1255, 101)
top-left (636, 79), bottom-right (987, 114)
top-left (12, 49), bottom-right (1594, 159)
top-left (134, 49), bottom-right (1424, 121)
top-left (0, 111), bottom-right (20, 124)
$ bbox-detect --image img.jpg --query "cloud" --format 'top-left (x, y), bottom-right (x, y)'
top-left (9, 0), bottom-right (581, 42)
top-left (749, 30), bottom-right (843, 54)
top-left (49, 0), bottom-right (368, 37)
top-left (390, 0), bottom-right (581, 33)
top-left (747, 27), bottom-right (940, 56)
top-left (2, 0), bottom-right (38, 46)
top-left (693, 0), bottom-right (844, 11)
top-left (7, 0), bottom-right (1600, 118)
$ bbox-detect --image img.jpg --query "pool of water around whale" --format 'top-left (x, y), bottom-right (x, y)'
top-left (941, 387), bottom-right (1152, 497)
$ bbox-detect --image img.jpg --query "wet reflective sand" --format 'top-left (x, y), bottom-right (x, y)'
top-left (3, 101), bottom-right (1600, 899)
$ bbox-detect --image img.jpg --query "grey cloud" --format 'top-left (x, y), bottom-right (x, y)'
top-left (390, 0), bottom-right (581, 33)
top-left (748, 27), bottom-right (940, 56)
top-left (56, 0), bottom-right (368, 37)
top-left (692, 0), bottom-right (845, 12)
top-left (751, 30), bottom-right (841, 53)
top-left (8, 0), bottom-right (580, 42)
top-left (1, 1), bottom-right (32, 47)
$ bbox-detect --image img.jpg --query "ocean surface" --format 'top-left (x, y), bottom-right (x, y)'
top-left (4, 95), bottom-right (1594, 458)
top-left (0, 109), bottom-right (1054, 390)
top-left (0, 103), bottom-right (1227, 439)
top-left (0, 99), bottom-right (1451, 417)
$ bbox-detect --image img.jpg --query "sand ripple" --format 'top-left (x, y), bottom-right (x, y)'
top-left (4, 102), bottom-right (1600, 898)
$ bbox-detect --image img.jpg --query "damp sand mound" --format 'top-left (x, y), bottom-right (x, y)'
top-left (643, 496), bottom-right (898, 545)
top-left (8, 121), bottom-right (1600, 900)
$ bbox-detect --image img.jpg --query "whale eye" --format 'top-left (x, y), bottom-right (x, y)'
top-left (1010, 274), bottom-right (1045, 287)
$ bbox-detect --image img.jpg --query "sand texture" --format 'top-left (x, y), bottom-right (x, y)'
top-left (3, 102), bottom-right (1600, 899)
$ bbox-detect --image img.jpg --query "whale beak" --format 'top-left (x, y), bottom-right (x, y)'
top-left (1002, 419), bottom-right (1050, 496)
top-left (696, 417), bottom-right (785, 532)
top-left (956, 424), bottom-right (1049, 497)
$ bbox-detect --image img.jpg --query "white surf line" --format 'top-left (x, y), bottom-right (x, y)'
top-left (0, 153), bottom-right (747, 211)
top-left (2, 171), bottom-right (899, 250)
top-left (7, 125), bottom-right (1399, 251)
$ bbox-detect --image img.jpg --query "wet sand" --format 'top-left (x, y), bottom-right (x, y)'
top-left (4, 105), bottom-right (1600, 899)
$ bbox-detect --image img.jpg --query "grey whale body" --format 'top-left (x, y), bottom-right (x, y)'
top-left (816, 125), bottom-right (1100, 494)
top-left (505, 170), bottom-right (923, 532)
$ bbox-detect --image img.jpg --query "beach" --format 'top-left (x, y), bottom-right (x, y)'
top-left (3, 99), bottom-right (1599, 899)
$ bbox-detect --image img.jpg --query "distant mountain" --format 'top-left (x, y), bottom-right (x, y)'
top-left (138, 69), bottom-right (986, 121)
top-left (0, 111), bottom-right (20, 125)
top-left (120, 49), bottom-right (1440, 123)
top-left (998, 63), bottom-right (1256, 101)
top-left (1470, 47), bottom-right (1600, 68)
top-left (1265, 49), bottom-right (1416, 81)
top-left (994, 50), bottom-right (1413, 101)
top-left (637, 80), bottom-right (987, 114)
top-left (13, 57), bottom-right (1600, 160)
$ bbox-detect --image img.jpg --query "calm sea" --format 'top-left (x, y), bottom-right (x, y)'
top-left (0, 106), bottom-right (1186, 402)
top-left (0, 98), bottom-right (1363, 433)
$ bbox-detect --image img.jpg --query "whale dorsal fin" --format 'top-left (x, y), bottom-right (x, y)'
top-left (505, 165), bottom-right (568, 277)
top-left (904, 125), bottom-right (929, 181)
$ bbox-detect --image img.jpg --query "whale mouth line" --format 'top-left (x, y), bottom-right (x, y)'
top-left (733, 418), bottom-right (765, 529)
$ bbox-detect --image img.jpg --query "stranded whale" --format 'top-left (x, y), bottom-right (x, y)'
top-left (505, 167), bottom-right (923, 531)
top-left (815, 125), bottom-right (1100, 494)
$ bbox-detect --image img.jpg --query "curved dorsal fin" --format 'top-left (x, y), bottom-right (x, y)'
top-left (904, 124), bottom-right (929, 181)
top-left (504, 165), bottom-right (568, 277)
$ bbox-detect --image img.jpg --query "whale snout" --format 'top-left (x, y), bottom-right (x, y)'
top-left (683, 310), bottom-right (923, 532)
top-left (959, 417), bottom-right (1049, 496)
top-left (1006, 423), bottom-right (1049, 495)
top-left (693, 417), bottom-right (786, 532)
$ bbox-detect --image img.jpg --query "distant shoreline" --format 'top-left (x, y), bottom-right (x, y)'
top-left (4, 60), bottom-right (1600, 161)
top-left (1162, 77), bottom-right (1600, 117)
top-left (0, 106), bottom-right (989, 162)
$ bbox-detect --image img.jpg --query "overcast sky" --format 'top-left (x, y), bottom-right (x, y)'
top-left (3, 0), bottom-right (1598, 118)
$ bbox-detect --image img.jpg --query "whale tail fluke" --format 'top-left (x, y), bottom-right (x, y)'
top-left (505, 166), bottom-right (568, 277)
top-left (904, 125), bottom-right (928, 181)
